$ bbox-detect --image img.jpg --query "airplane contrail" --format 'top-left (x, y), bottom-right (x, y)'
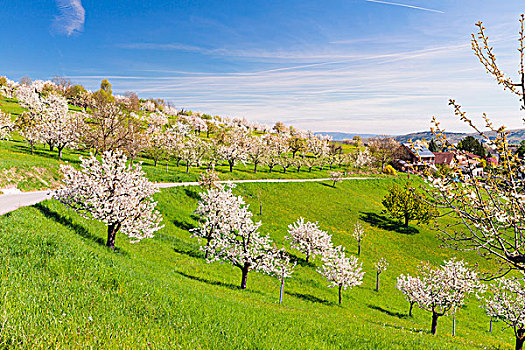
top-left (364, 0), bottom-right (444, 14)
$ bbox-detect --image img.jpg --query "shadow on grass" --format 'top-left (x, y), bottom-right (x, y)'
top-left (359, 212), bottom-right (418, 235)
top-left (173, 245), bottom-right (205, 259)
top-left (172, 217), bottom-right (197, 231)
top-left (184, 188), bottom-right (201, 200)
top-left (286, 291), bottom-right (335, 306)
top-left (288, 253), bottom-right (312, 267)
top-left (34, 203), bottom-right (107, 248)
top-left (174, 270), bottom-right (243, 291)
top-left (12, 143), bottom-right (82, 164)
top-left (318, 182), bottom-right (336, 188)
top-left (368, 304), bottom-right (409, 319)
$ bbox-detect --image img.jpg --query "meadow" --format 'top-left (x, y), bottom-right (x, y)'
top-left (0, 178), bottom-right (513, 349)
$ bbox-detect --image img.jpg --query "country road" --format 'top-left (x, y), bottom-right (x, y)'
top-left (0, 177), bottom-right (378, 216)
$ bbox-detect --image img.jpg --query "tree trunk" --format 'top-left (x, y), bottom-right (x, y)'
top-left (305, 253), bottom-right (310, 264)
top-left (240, 264), bottom-right (249, 289)
top-left (279, 278), bottom-right (284, 304)
top-left (269, 166), bottom-right (273, 173)
top-left (452, 314), bottom-right (456, 336)
top-left (30, 141), bottom-right (34, 155)
top-left (283, 167), bottom-right (287, 173)
top-left (489, 317), bottom-right (492, 333)
top-left (254, 163), bottom-right (258, 173)
top-left (404, 215), bottom-right (409, 227)
top-left (309, 167), bottom-right (312, 173)
top-left (177, 159), bottom-right (181, 167)
top-left (358, 242), bottom-right (361, 256)
top-left (332, 180), bottom-right (336, 187)
top-left (166, 161), bottom-right (169, 172)
top-left (106, 223), bottom-right (120, 250)
top-left (186, 162), bottom-right (190, 174)
top-left (431, 311), bottom-right (439, 335)
top-left (409, 302), bottom-right (414, 317)
top-left (154, 158), bottom-right (158, 167)
top-left (229, 161), bottom-right (234, 172)
top-left (338, 285), bottom-right (342, 304)
top-left (375, 272), bottom-right (380, 292)
top-left (58, 146), bottom-right (63, 159)
top-left (516, 329), bottom-right (525, 350)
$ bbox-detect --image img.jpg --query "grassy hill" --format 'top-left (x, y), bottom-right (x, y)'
top-left (0, 179), bottom-right (512, 349)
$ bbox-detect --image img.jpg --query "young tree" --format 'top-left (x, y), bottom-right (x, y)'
top-left (0, 110), bottom-right (14, 140)
top-left (396, 258), bottom-right (483, 335)
top-left (352, 221), bottom-right (366, 256)
top-left (330, 171), bottom-right (343, 187)
top-left (192, 183), bottom-right (242, 258)
top-left (267, 249), bottom-right (296, 304)
top-left (368, 136), bottom-right (399, 171)
top-left (374, 257), bottom-right (389, 292)
top-left (288, 135), bottom-right (306, 158)
top-left (382, 183), bottom-right (434, 228)
top-left (205, 199), bottom-right (279, 289)
top-left (198, 168), bottom-right (220, 189)
top-left (481, 277), bottom-right (525, 349)
top-left (54, 150), bottom-right (163, 250)
top-left (279, 154), bottom-right (295, 173)
top-left (318, 245), bottom-right (365, 304)
top-left (144, 125), bottom-right (166, 167)
top-left (396, 274), bottom-right (422, 317)
top-left (286, 218), bottom-right (333, 263)
top-left (246, 136), bottom-right (267, 173)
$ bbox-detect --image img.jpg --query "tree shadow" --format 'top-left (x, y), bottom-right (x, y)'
top-left (173, 244), bottom-right (205, 260)
top-left (34, 203), bottom-right (106, 247)
top-left (367, 304), bottom-right (409, 319)
top-left (318, 182), bottom-right (335, 188)
top-left (184, 188), bottom-right (201, 200)
top-left (359, 212), bottom-right (419, 235)
top-left (288, 253), bottom-right (312, 267)
top-left (174, 270), bottom-right (242, 291)
top-left (173, 218), bottom-right (197, 231)
top-left (286, 291), bottom-right (335, 306)
top-left (12, 143), bottom-right (82, 164)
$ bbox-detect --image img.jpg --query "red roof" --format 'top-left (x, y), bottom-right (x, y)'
top-left (433, 152), bottom-right (455, 165)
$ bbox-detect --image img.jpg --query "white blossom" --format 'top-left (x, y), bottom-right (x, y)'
top-left (318, 245), bottom-right (364, 304)
top-left (286, 217), bottom-right (333, 263)
top-left (54, 150), bottom-right (163, 249)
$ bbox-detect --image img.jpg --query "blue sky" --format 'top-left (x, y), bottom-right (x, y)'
top-left (1, 1), bottom-right (524, 134)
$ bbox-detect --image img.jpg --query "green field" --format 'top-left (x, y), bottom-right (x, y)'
top-left (0, 138), bottom-right (386, 192)
top-left (0, 178), bottom-right (512, 349)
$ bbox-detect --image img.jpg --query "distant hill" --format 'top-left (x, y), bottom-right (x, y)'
top-left (395, 129), bottom-right (525, 145)
top-left (315, 132), bottom-right (385, 140)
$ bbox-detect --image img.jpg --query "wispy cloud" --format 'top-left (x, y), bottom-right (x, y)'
top-left (68, 40), bottom-right (525, 134)
top-left (53, 0), bottom-right (85, 36)
top-left (364, 0), bottom-right (444, 14)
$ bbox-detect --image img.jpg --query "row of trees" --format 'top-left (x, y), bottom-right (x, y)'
top-left (0, 77), bottom-right (405, 176)
top-left (191, 181), bottom-right (371, 304)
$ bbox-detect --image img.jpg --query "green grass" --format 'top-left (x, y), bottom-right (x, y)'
top-left (0, 138), bottom-right (388, 191)
top-left (0, 179), bottom-right (513, 349)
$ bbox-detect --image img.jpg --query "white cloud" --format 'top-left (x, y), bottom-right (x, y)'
top-left (53, 0), bottom-right (85, 36)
